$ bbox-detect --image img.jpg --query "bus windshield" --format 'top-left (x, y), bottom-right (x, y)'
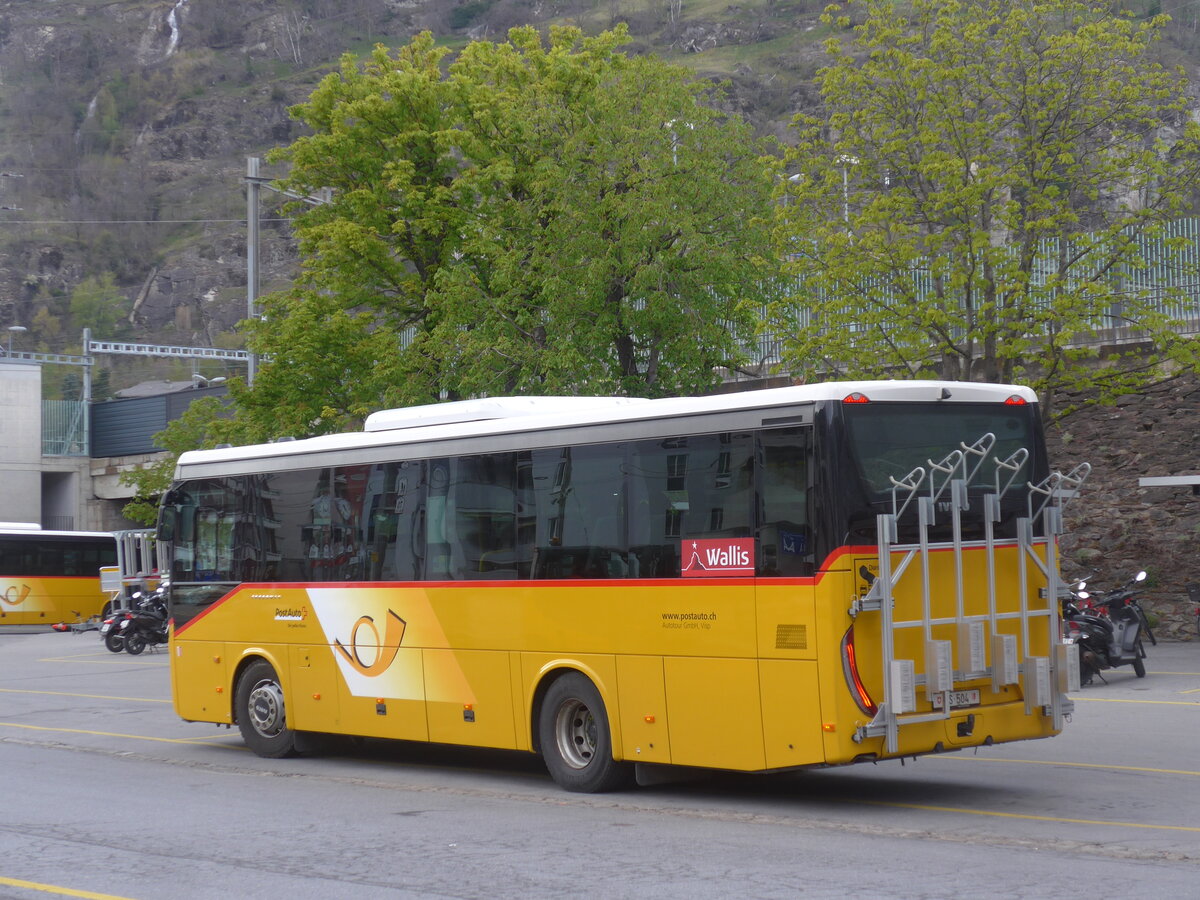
top-left (836, 400), bottom-right (1045, 544)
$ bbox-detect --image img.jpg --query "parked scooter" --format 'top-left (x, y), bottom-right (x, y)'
top-left (120, 585), bottom-right (169, 655)
top-left (98, 581), bottom-right (149, 653)
top-left (99, 610), bottom-right (129, 653)
top-left (1062, 570), bottom-right (1150, 684)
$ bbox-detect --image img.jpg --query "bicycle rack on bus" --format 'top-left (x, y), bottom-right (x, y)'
top-left (99, 529), bottom-right (164, 608)
top-left (851, 432), bottom-right (1090, 755)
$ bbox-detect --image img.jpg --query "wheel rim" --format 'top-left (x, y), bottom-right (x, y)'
top-left (247, 678), bottom-right (286, 738)
top-left (553, 697), bottom-right (597, 770)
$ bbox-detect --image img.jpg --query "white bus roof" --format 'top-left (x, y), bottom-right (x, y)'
top-left (175, 380), bottom-right (1039, 480)
top-left (0, 528), bottom-right (114, 539)
top-left (364, 395), bottom-right (650, 432)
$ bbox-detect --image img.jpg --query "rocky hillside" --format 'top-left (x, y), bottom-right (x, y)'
top-left (1049, 374), bottom-right (1200, 641)
top-left (0, 0), bottom-right (833, 386)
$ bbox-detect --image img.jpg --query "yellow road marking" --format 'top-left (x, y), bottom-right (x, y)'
top-left (855, 799), bottom-right (1200, 832)
top-left (37, 656), bottom-right (166, 666)
top-left (933, 754), bottom-right (1200, 777)
top-left (0, 721), bottom-right (238, 747)
top-left (0, 688), bottom-right (169, 704)
top-left (0, 875), bottom-right (138, 899)
top-left (1075, 697), bottom-right (1200, 707)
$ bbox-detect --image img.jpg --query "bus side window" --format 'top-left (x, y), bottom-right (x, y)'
top-left (329, 465), bottom-right (372, 581)
top-left (257, 468), bottom-right (329, 582)
top-left (426, 460), bottom-right (451, 580)
top-left (367, 461), bottom-right (425, 582)
top-left (758, 426), bottom-right (814, 577)
top-left (444, 453), bottom-right (519, 581)
top-left (530, 445), bottom-right (627, 579)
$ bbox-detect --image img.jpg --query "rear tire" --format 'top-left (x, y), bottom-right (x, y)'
top-left (236, 659), bottom-right (297, 758)
top-left (124, 633), bottom-right (146, 655)
top-left (104, 630), bottom-right (125, 653)
top-left (538, 672), bottom-right (632, 793)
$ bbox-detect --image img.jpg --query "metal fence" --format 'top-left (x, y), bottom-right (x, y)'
top-left (756, 217), bottom-right (1200, 369)
top-left (42, 400), bottom-right (88, 457)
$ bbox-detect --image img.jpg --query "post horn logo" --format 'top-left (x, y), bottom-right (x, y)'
top-left (333, 609), bottom-right (407, 677)
top-left (1, 584), bottom-right (32, 608)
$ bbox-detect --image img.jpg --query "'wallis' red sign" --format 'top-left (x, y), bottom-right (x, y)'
top-left (681, 538), bottom-right (756, 577)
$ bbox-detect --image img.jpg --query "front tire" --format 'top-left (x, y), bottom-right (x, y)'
top-left (1138, 610), bottom-right (1157, 646)
top-left (236, 659), bottom-right (297, 758)
top-left (1133, 642), bottom-right (1146, 678)
top-left (538, 672), bottom-right (632, 793)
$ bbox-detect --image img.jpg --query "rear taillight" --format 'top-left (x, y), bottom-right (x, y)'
top-left (841, 625), bottom-right (878, 716)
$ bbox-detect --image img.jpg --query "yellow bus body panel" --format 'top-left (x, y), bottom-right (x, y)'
top-left (1, 576), bottom-right (110, 625)
top-left (816, 542), bottom-right (1060, 764)
top-left (614, 655), bottom-right (671, 764)
top-left (168, 635), bottom-right (232, 724)
top-left (172, 539), bottom-right (1059, 772)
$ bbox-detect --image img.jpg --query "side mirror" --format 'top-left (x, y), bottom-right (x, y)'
top-left (1134, 570), bottom-right (1147, 583)
top-left (158, 508), bottom-right (176, 542)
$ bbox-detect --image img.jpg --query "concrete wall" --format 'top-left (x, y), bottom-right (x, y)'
top-left (0, 363), bottom-right (43, 522)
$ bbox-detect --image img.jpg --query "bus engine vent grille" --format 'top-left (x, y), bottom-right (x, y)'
top-left (775, 624), bottom-right (808, 650)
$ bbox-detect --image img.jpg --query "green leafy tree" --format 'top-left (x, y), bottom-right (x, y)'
top-left (69, 273), bottom-right (128, 339)
top-left (427, 27), bottom-right (775, 397)
top-left (773, 0), bottom-right (1200, 414)
top-left (124, 26), bottom-right (774, 516)
top-left (246, 24), bottom-right (774, 422)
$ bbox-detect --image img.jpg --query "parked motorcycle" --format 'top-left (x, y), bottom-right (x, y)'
top-left (99, 611), bottom-right (129, 653)
top-left (120, 585), bottom-right (169, 655)
top-left (1062, 570), bottom-right (1150, 684)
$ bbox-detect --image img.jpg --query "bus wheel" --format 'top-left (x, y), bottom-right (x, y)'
top-left (538, 672), bottom-right (632, 793)
top-left (236, 660), bottom-right (297, 758)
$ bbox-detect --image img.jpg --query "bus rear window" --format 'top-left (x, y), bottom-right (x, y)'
top-left (843, 403), bottom-right (1037, 497)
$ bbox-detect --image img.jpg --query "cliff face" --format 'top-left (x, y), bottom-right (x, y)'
top-left (0, 0), bottom-right (825, 363)
top-left (0, 0), bottom-right (337, 353)
top-left (1049, 375), bottom-right (1200, 641)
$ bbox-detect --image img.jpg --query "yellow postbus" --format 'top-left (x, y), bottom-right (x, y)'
top-left (0, 525), bottom-right (119, 626)
top-left (161, 381), bottom-right (1084, 791)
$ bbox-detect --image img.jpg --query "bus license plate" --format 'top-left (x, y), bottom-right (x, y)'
top-left (931, 690), bottom-right (980, 710)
